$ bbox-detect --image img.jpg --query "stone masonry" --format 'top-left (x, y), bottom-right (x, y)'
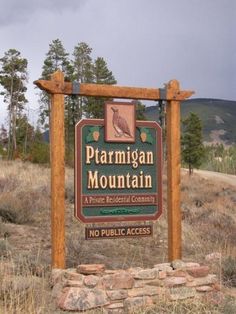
top-left (51, 260), bottom-right (220, 313)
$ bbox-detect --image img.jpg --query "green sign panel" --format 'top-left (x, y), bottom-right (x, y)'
top-left (75, 119), bottom-right (162, 223)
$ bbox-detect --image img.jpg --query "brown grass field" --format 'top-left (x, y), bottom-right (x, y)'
top-left (0, 160), bottom-right (236, 313)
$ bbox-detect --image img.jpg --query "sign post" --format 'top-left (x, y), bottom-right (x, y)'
top-left (50, 71), bottom-right (65, 269)
top-left (166, 80), bottom-right (182, 261)
top-left (34, 71), bottom-right (194, 268)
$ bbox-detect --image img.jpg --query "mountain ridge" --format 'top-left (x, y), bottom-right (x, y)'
top-left (145, 98), bottom-right (236, 145)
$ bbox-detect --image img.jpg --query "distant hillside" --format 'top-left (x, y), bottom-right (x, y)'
top-left (145, 98), bottom-right (236, 145)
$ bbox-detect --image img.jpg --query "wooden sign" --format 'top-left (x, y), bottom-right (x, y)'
top-left (75, 103), bottom-right (162, 224)
top-left (85, 225), bottom-right (153, 240)
top-left (34, 71), bottom-right (194, 267)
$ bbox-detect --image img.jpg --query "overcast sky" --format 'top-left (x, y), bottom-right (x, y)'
top-left (0, 0), bottom-right (235, 126)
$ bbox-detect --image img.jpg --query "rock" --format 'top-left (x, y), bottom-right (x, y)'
top-left (51, 268), bottom-right (65, 286)
top-left (154, 263), bottom-right (172, 272)
top-left (128, 267), bottom-right (143, 276)
top-left (171, 260), bottom-right (186, 269)
top-left (145, 279), bottom-right (164, 287)
top-left (52, 281), bottom-right (64, 299)
top-left (166, 269), bottom-right (187, 277)
top-left (186, 274), bottom-right (218, 287)
top-left (58, 287), bottom-right (109, 311)
top-left (104, 308), bottom-right (124, 314)
top-left (205, 252), bottom-right (222, 262)
top-left (83, 275), bottom-right (99, 288)
top-left (64, 270), bottom-right (84, 281)
top-left (105, 270), bottom-right (118, 275)
top-left (124, 296), bottom-right (153, 311)
top-left (106, 289), bottom-right (128, 300)
top-left (196, 286), bottom-right (213, 292)
top-left (102, 271), bottom-right (134, 290)
top-left (212, 282), bottom-right (221, 291)
top-left (158, 271), bottom-right (167, 279)
top-left (133, 280), bottom-right (145, 288)
top-left (106, 302), bottom-right (124, 309)
top-left (185, 262), bottom-right (200, 268)
top-left (169, 287), bottom-right (196, 300)
top-left (134, 269), bottom-right (157, 280)
top-left (105, 302), bottom-right (124, 313)
top-left (186, 266), bottom-right (209, 278)
top-left (164, 277), bottom-right (187, 287)
top-left (128, 286), bottom-right (164, 297)
top-left (64, 280), bottom-right (83, 287)
top-left (77, 264), bottom-right (105, 275)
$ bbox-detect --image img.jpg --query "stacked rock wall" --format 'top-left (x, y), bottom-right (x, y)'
top-left (52, 260), bottom-right (220, 313)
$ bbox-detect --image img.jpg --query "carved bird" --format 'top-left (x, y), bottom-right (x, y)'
top-left (111, 107), bottom-right (132, 137)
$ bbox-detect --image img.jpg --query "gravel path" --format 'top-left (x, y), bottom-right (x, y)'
top-left (182, 169), bottom-right (236, 187)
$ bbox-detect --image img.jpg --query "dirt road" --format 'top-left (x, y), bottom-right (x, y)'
top-left (182, 169), bottom-right (236, 187)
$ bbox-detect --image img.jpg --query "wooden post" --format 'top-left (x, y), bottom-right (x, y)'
top-left (166, 80), bottom-right (182, 261)
top-left (50, 70), bottom-right (65, 268)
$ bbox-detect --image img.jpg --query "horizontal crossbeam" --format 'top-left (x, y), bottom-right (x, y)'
top-left (34, 78), bottom-right (194, 101)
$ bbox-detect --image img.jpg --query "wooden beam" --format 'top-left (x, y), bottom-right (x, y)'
top-left (166, 79), bottom-right (182, 261)
top-left (34, 79), bottom-right (194, 101)
top-left (50, 70), bottom-right (65, 269)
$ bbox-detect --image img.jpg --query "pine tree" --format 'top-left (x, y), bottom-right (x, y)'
top-left (0, 124), bottom-right (7, 157)
top-left (0, 49), bottom-right (28, 159)
top-left (39, 39), bottom-right (71, 127)
top-left (15, 114), bottom-right (34, 157)
top-left (71, 42), bottom-right (94, 120)
top-left (181, 112), bottom-right (205, 175)
top-left (85, 57), bottom-right (117, 118)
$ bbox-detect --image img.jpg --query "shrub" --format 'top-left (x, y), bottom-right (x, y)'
top-left (222, 256), bottom-right (236, 287)
top-left (30, 142), bottom-right (50, 164)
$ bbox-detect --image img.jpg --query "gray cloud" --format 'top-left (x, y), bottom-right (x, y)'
top-left (0, 0), bottom-right (86, 26)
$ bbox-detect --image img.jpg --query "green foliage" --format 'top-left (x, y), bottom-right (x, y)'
top-left (39, 39), bottom-right (71, 127)
top-left (29, 128), bottom-right (50, 164)
top-left (202, 144), bottom-right (236, 174)
top-left (0, 49), bottom-right (28, 159)
top-left (181, 112), bottom-right (204, 174)
top-left (41, 39), bottom-right (71, 80)
top-left (85, 57), bottom-right (117, 118)
top-left (135, 100), bottom-right (146, 120)
top-left (0, 49), bottom-right (28, 105)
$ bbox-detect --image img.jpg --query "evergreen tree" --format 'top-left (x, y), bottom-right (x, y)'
top-left (15, 114), bottom-right (34, 157)
top-left (181, 112), bottom-right (204, 175)
top-left (0, 124), bottom-right (7, 157)
top-left (71, 42), bottom-right (94, 120)
top-left (39, 39), bottom-right (71, 127)
top-left (86, 57), bottom-right (117, 118)
top-left (134, 100), bottom-right (146, 120)
top-left (0, 49), bottom-right (28, 159)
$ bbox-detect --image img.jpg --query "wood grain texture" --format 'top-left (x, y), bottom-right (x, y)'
top-left (50, 70), bottom-right (65, 269)
top-left (166, 80), bottom-right (182, 262)
top-left (34, 79), bottom-right (194, 100)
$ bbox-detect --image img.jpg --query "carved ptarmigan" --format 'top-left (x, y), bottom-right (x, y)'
top-left (111, 107), bottom-right (132, 137)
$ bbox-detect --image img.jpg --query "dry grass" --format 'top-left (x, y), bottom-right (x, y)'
top-left (0, 160), bottom-right (236, 312)
top-left (0, 250), bottom-right (52, 314)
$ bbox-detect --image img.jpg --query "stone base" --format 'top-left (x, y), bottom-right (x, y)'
top-left (52, 260), bottom-right (220, 312)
